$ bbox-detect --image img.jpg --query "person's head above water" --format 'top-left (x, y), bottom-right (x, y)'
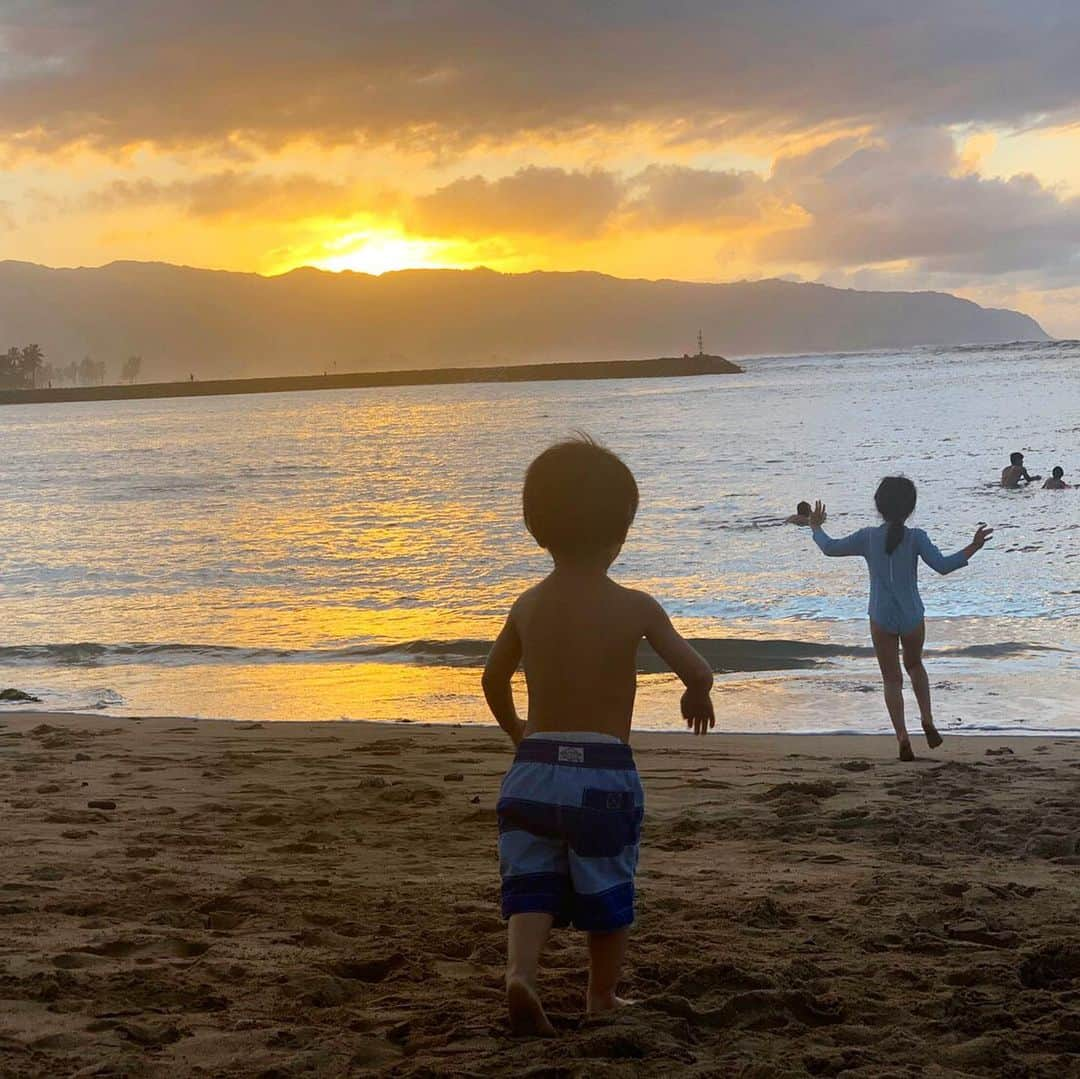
top-left (796, 501), bottom-right (811, 517)
top-left (1052, 466), bottom-right (1065, 480)
top-left (1010, 451), bottom-right (1025, 466)
top-left (874, 475), bottom-right (917, 555)
top-left (523, 436), bottom-right (639, 563)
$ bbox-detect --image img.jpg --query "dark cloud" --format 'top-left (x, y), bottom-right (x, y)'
top-left (764, 129), bottom-right (1080, 276)
top-left (83, 171), bottom-right (368, 219)
top-left (408, 163), bottom-right (779, 237)
top-left (409, 167), bottom-right (623, 237)
top-left (2, 2), bottom-right (1080, 151)
top-left (625, 165), bottom-right (774, 228)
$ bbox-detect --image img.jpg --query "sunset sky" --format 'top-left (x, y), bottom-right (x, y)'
top-left (2, 2), bottom-right (1080, 335)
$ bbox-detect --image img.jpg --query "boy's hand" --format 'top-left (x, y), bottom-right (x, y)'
top-left (809, 501), bottom-right (827, 529)
top-left (681, 687), bottom-right (715, 736)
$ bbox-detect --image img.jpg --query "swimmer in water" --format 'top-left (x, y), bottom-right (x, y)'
top-left (1001, 452), bottom-right (1040, 488)
top-left (1043, 466), bottom-right (1071, 490)
top-left (786, 501), bottom-right (812, 526)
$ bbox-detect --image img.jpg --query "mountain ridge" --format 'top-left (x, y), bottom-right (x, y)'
top-left (0, 260), bottom-right (1049, 382)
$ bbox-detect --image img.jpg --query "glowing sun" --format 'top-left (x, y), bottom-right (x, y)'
top-left (314, 228), bottom-right (461, 275)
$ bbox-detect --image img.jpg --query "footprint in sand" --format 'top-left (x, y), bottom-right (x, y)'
top-left (1018, 942), bottom-right (1080, 989)
top-left (52, 952), bottom-right (102, 969)
top-left (754, 781), bottom-right (842, 802)
top-left (331, 953), bottom-right (405, 983)
top-left (76, 937), bottom-right (211, 961)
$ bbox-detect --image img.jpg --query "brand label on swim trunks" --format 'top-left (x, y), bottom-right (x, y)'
top-left (558, 745), bottom-right (586, 763)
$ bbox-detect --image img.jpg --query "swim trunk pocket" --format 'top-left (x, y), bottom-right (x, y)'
top-left (577, 787), bottom-right (642, 858)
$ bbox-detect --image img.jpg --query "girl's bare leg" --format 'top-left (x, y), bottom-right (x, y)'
top-left (870, 621), bottom-right (912, 759)
top-left (506, 912), bottom-right (556, 1036)
top-left (586, 927), bottom-right (630, 1014)
top-left (901, 621), bottom-right (942, 747)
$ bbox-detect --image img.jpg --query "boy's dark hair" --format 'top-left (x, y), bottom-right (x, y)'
top-left (874, 475), bottom-right (917, 555)
top-left (796, 501), bottom-right (811, 517)
top-left (523, 437), bottom-right (639, 555)
top-left (1052, 465), bottom-right (1064, 479)
top-left (1010, 451), bottom-right (1024, 466)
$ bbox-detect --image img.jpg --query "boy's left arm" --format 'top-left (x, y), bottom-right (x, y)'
top-left (482, 615), bottom-right (526, 745)
top-left (641, 596), bottom-right (715, 736)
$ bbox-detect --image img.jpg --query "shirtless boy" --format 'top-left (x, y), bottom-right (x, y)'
top-left (786, 501), bottom-right (812, 525)
top-left (1001, 452), bottom-right (1040, 488)
top-left (482, 437), bottom-right (714, 1037)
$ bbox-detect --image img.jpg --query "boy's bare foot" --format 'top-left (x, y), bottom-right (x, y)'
top-left (507, 976), bottom-right (555, 1038)
top-left (898, 740), bottom-right (915, 762)
top-left (587, 994), bottom-right (635, 1016)
top-left (922, 722), bottom-right (943, 749)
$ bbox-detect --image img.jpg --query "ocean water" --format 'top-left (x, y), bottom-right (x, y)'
top-left (0, 340), bottom-right (1077, 733)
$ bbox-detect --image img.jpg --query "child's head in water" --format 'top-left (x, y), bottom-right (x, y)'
top-left (875, 475), bottom-right (917, 554)
top-left (1011, 451), bottom-right (1025, 466)
top-left (523, 437), bottom-right (638, 565)
top-left (796, 500), bottom-right (811, 517)
top-left (1052, 466), bottom-right (1065, 480)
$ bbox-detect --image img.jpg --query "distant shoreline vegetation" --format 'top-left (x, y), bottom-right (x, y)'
top-left (1, 344), bottom-right (142, 391)
top-left (0, 354), bottom-right (742, 407)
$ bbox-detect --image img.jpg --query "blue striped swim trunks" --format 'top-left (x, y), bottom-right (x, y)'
top-left (497, 732), bottom-right (645, 932)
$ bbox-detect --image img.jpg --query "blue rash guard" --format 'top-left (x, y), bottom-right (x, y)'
top-left (812, 523), bottom-right (969, 634)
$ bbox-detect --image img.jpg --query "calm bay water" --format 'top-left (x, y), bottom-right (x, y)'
top-left (0, 341), bottom-right (1077, 732)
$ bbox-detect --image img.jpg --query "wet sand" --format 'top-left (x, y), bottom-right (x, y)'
top-left (2, 712), bottom-right (1079, 1077)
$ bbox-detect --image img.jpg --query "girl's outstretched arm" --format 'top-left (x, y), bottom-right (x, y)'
top-left (918, 525), bottom-right (993, 574)
top-left (809, 503), bottom-right (868, 557)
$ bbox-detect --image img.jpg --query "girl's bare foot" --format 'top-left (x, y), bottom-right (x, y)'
top-left (898, 739), bottom-right (915, 762)
top-left (922, 721), bottom-right (943, 749)
top-left (507, 976), bottom-right (556, 1038)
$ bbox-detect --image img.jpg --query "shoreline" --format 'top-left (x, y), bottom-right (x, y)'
top-left (1, 710), bottom-right (1078, 1075)
top-left (4, 709), bottom-right (1080, 739)
top-left (4, 707), bottom-right (1077, 745)
top-left (0, 353), bottom-right (741, 407)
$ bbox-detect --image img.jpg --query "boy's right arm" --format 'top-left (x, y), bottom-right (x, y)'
top-left (642, 596), bottom-right (715, 735)
top-left (482, 613), bottom-right (526, 745)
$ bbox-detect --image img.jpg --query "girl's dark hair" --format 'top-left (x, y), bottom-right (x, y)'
top-left (1053, 465), bottom-right (1064, 479)
top-left (874, 476), bottom-right (917, 555)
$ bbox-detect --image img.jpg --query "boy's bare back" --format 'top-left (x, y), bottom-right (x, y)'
top-left (486, 566), bottom-right (713, 744)
top-left (512, 572), bottom-right (652, 741)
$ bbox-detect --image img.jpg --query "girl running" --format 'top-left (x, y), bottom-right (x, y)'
top-left (808, 477), bottom-right (992, 761)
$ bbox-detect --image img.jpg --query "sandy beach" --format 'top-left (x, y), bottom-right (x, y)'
top-left (0, 713), bottom-right (1078, 1077)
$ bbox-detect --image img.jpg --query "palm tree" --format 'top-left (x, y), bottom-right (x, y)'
top-left (77, 355), bottom-right (96, 387)
top-left (1, 347), bottom-right (21, 388)
top-left (19, 344), bottom-right (44, 388)
top-left (120, 355), bottom-right (143, 384)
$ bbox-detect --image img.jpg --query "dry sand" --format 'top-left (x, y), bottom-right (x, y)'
top-left (2, 712), bottom-right (1080, 1077)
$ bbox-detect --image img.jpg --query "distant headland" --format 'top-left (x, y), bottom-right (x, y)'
top-left (0, 353), bottom-right (742, 407)
top-left (0, 261), bottom-right (1047, 387)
